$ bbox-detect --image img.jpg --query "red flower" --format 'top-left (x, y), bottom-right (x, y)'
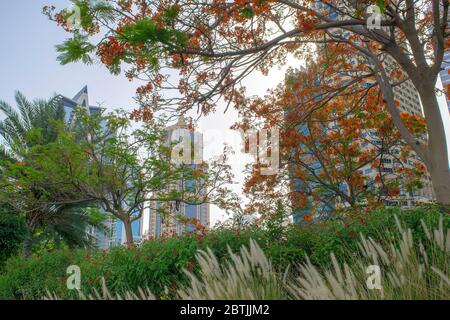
top-left (187, 260), bottom-right (195, 272)
top-left (196, 234), bottom-right (204, 240)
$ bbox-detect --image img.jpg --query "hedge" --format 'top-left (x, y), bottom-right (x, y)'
top-left (0, 205), bottom-right (448, 300)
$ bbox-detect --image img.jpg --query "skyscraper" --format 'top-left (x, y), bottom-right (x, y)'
top-left (440, 47), bottom-right (450, 113)
top-left (58, 86), bottom-right (105, 123)
top-left (287, 2), bottom-right (437, 221)
top-left (439, 8), bottom-right (450, 113)
top-left (56, 86), bottom-right (118, 250)
top-left (140, 117), bottom-right (210, 239)
top-left (368, 56), bottom-right (435, 206)
top-left (285, 68), bottom-right (335, 223)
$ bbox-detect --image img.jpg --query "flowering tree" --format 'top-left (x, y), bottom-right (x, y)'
top-left (47, 0), bottom-right (450, 204)
top-left (240, 59), bottom-right (427, 220)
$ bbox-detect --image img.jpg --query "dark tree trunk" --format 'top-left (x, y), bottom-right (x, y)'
top-left (22, 236), bottom-right (33, 258)
top-left (123, 218), bottom-right (134, 245)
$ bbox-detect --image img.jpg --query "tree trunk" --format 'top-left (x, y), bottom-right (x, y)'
top-left (429, 164), bottom-right (450, 205)
top-left (123, 218), bottom-right (134, 245)
top-left (22, 221), bottom-right (36, 258)
top-left (418, 81), bottom-right (450, 205)
top-left (22, 236), bottom-right (33, 258)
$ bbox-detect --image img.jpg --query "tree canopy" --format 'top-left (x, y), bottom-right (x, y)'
top-left (47, 0), bottom-right (450, 205)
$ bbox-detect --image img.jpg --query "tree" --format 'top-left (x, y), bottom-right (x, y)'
top-left (0, 91), bottom-right (64, 161)
top-left (32, 108), bottom-right (234, 244)
top-left (48, 0), bottom-right (450, 204)
top-left (241, 63), bottom-right (427, 220)
top-left (0, 93), bottom-right (104, 257)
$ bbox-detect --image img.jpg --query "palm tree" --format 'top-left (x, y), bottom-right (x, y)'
top-left (0, 92), bottom-right (102, 257)
top-left (0, 91), bottom-right (65, 161)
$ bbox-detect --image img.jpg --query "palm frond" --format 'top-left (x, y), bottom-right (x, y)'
top-left (38, 200), bottom-right (105, 249)
top-left (0, 99), bottom-right (26, 144)
top-left (0, 93), bottom-right (67, 160)
top-left (0, 144), bottom-right (14, 163)
top-left (14, 91), bottom-right (33, 130)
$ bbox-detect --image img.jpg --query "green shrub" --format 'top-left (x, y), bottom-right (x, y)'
top-left (0, 230), bottom-right (257, 300)
top-left (0, 205), bottom-right (448, 299)
top-left (0, 210), bottom-right (27, 270)
top-left (269, 205), bottom-right (449, 268)
top-left (46, 216), bottom-right (450, 300)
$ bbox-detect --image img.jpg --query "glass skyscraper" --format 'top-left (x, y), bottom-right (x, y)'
top-left (57, 86), bottom-right (118, 249)
top-left (140, 117), bottom-right (210, 239)
top-left (440, 49), bottom-right (450, 113)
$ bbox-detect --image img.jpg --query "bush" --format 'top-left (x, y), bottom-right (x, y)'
top-left (0, 209), bottom-right (27, 270)
top-left (46, 216), bottom-right (450, 300)
top-left (268, 205), bottom-right (449, 268)
top-left (0, 205), bottom-right (448, 300)
top-left (0, 229), bottom-right (257, 300)
top-left (180, 215), bottom-right (449, 300)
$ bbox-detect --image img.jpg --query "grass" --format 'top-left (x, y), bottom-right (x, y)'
top-left (45, 215), bottom-right (449, 300)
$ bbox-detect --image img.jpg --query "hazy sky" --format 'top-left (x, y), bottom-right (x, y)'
top-left (1, 1), bottom-right (449, 225)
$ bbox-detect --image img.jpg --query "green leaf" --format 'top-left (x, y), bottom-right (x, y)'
top-left (55, 35), bottom-right (95, 65)
top-left (240, 6), bottom-right (255, 19)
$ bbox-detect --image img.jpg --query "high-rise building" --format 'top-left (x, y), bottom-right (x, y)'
top-left (58, 86), bottom-right (105, 123)
top-left (287, 18), bottom-right (437, 220)
top-left (440, 48), bottom-right (450, 113)
top-left (285, 68), bottom-right (336, 223)
top-left (56, 86), bottom-right (118, 250)
top-left (439, 8), bottom-right (450, 112)
top-left (140, 117), bottom-right (210, 239)
top-left (368, 56), bottom-right (435, 206)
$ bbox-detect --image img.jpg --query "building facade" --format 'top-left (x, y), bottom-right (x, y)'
top-left (58, 86), bottom-right (144, 248)
top-left (288, 4), bottom-right (437, 220)
top-left (440, 48), bottom-right (450, 113)
top-left (140, 117), bottom-right (210, 239)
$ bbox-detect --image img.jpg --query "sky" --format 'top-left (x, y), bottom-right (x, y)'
top-left (0, 1), bottom-right (449, 225)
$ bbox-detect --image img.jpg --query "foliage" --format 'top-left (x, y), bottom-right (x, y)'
top-left (45, 211), bottom-right (449, 300)
top-left (0, 205), bottom-right (448, 299)
top-left (0, 207), bottom-right (27, 269)
top-left (47, 0), bottom-right (450, 205)
top-left (241, 62), bottom-right (427, 219)
top-left (0, 91), bottom-right (64, 161)
top-left (0, 93), bottom-right (102, 257)
top-left (267, 204), bottom-right (450, 268)
top-left (27, 108), bottom-right (234, 244)
top-left (180, 214), bottom-right (449, 300)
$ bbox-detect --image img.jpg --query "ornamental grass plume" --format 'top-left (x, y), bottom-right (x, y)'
top-left (45, 215), bottom-right (449, 300)
top-left (177, 239), bottom-right (287, 300)
top-left (287, 215), bottom-right (450, 300)
top-left (44, 277), bottom-right (156, 300)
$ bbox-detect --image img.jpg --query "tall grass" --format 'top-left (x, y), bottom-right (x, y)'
top-left (177, 239), bottom-right (287, 300)
top-left (46, 215), bottom-right (449, 300)
top-left (288, 216), bottom-right (449, 299)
